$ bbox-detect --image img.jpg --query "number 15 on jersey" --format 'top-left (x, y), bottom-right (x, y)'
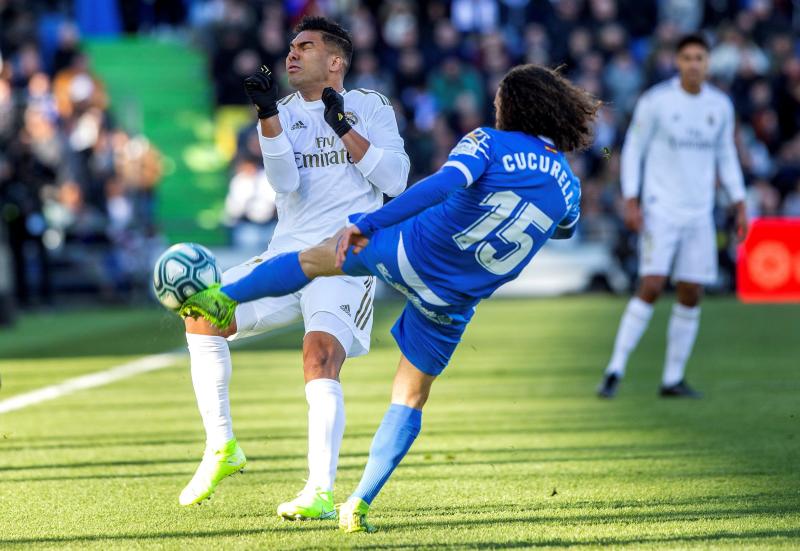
top-left (452, 191), bottom-right (555, 275)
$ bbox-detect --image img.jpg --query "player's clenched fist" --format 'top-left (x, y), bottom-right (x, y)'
top-left (321, 87), bottom-right (352, 138)
top-left (244, 65), bottom-right (279, 119)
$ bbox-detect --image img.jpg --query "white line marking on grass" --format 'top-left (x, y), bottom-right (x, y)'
top-left (0, 351), bottom-right (185, 415)
top-left (0, 320), bottom-right (304, 415)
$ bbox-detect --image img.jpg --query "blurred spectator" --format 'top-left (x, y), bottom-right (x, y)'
top-left (224, 157), bottom-right (277, 251)
top-left (429, 56), bottom-right (484, 116)
top-left (0, 8), bottom-right (162, 306)
top-left (222, 127), bottom-right (276, 250)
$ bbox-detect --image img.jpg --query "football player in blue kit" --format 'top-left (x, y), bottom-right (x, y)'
top-left (181, 64), bottom-right (599, 532)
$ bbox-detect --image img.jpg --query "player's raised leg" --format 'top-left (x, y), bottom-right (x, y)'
top-left (180, 233), bottom-right (344, 329)
top-left (179, 316), bottom-right (246, 506)
top-left (339, 355), bottom-right (434, 533)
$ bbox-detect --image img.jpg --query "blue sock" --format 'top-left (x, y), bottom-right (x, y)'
top-left (351, 404), bottom-right (422, 505)
top-left (221, 252), bottom-right (310, 303)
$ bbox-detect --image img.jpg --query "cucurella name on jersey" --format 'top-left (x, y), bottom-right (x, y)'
top-left (499, 150), bottom-right (577, 206)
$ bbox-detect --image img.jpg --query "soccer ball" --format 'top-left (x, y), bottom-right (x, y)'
top-left (153, 243), bottom-right (221, 311)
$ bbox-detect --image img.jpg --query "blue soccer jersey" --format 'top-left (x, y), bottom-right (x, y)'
top-left (354, 127), bottom-right (581, 307)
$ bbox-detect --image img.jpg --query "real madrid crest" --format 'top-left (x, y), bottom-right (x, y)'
top-left (345, 111), bottom-right (358, 125)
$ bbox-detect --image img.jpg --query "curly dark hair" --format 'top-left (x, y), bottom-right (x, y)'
top-left (497, 65), bottom-right (600, 152)
top-left (294, 16), bottom-right (353, 72)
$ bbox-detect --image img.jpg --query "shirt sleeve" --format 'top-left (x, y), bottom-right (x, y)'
top-left (620, 92), bottom-right (657, 200)
top-left (355, 100), bottom-right (410, 197)
top-left (441, 128), bottom-right (493, 185)
top-left (552, 176), bottom-right (582, 240)
top-left (716, 99), bottom-right (746, 203)
top-left (257, 120), bottom-right (300, 193)
top-left (352, 165), bottom-right (468, 237)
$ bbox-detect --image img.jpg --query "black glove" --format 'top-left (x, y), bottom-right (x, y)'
top-left (321, 87), bottom-right (352, 138)
top-left (243, 65), bottom-right (279, 119)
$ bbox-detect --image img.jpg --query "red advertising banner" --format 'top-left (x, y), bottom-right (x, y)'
top-left (737, 218), bottom-right (800, 303)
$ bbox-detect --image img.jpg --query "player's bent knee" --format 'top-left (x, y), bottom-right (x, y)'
top-left (303, 332), bottom-right (346, 381)
top-left (676, 282), bottom-right (703, 307)
top-left (391, 355), bottom-right (436, 409)
top-left (638, 276), bottom-right (667, 303)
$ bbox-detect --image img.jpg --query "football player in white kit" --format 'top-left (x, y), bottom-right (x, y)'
top-left (179, 16), bottom-right (409, 518)
top-left (597, 34), bottom-right (747, 398)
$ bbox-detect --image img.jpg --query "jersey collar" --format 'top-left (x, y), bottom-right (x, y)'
top-left (298, 88), bottom-right (347, 110)
top-left (671, 76), bottom-right (706, 98)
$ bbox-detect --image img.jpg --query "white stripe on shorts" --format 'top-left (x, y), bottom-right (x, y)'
top-left (397, 233), bottom-right (450, 307)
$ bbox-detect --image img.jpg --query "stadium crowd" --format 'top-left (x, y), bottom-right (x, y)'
top-left (0, 1), bottom-right (163, 309)
top-left (0, 0), bottom-right (798, 311)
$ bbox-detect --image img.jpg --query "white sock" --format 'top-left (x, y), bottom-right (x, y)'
top-left (662, 303), bottom-right (700, 387)
top-left (606, 297), bottom-right (654, 376)
top-left (304, 378), bottom-right (345, 493)
top-left (186, 333), bottom-right (234, 451)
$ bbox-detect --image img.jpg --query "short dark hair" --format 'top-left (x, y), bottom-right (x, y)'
top-left (293, 16), bottom-right (353, 72)
top-left (497, 65), bottom-right (600, 152)
top-left (676, 33), bottom-right (709, 53)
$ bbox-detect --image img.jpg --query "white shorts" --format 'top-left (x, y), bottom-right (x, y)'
top-left (222, 252), bottom-right (376, 357)
top-left (639, 212), bottom-right (718, 284)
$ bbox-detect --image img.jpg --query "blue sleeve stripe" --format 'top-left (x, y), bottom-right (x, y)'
top-left (442, 160), bottom-right (474, 186)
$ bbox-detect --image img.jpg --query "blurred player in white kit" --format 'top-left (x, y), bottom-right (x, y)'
top-left (598, 33), bottom-right (747, 399)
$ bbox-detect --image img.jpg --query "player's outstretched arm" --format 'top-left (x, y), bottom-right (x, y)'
top-left (349, 166), bottom-right (468, 238)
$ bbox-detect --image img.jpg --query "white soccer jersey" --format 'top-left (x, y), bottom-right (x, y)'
top-left (256, 88), bottom-right (410, 253)
top-left (621, 77), bottom-right (745, 222)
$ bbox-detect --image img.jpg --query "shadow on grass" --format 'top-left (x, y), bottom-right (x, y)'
top-left (0, 442), bottom-right (710, 472)
top-left (0, 524), bottom-right (330, 545)
top-left (0, 305), bottom-right (402, 359)
top-left (1, 520), bottom-right (797, 547)
top-left (360, 527), bottom-right (800, 549)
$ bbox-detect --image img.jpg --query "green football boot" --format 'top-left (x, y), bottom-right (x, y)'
top-left (277, 487), bottom-right (336, 521)
top-left (338, 497), bottom-right (376, 533)
top-left (179, 438), bottom-right (246, 506)
top-left (179, 284), bottom-right (237, 330)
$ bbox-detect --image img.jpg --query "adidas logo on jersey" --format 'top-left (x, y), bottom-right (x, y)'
top-left (340, 304), bottom-right (351, 316)
top-left (291, 120), bottom-right (307, 130)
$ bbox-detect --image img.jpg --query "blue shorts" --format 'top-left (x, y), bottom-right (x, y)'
top-left (342, 222), bottom-right (476, 376)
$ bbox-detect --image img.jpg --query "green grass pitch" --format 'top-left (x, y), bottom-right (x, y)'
top-left (0, 296), bottom-right (798, 549)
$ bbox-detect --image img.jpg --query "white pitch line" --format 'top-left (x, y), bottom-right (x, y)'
top-left (0, 351), bottom-right (185, 415)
